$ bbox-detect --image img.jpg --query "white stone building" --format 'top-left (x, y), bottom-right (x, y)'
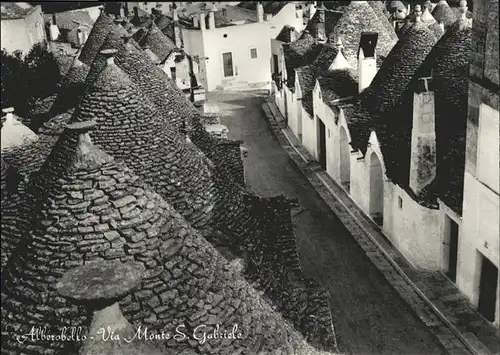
top-left (1, 3), bottom-right (46, 55)
top-left (181, 2), bottom-right (310, 91)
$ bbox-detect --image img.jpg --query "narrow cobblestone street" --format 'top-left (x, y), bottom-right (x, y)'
top-left (210, 90), bottom-right (446, 355)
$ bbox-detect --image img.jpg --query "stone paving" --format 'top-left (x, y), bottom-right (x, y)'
top-left (262, 98), bottom-right (500, 355)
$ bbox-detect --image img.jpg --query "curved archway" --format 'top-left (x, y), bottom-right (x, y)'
top-left (339, 126), bottom-right (350, 191)
top-left (369, 152), bottom-right (384, 226)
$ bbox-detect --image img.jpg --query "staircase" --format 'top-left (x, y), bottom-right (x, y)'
top-left (216, 80), bottom-right (272, 92)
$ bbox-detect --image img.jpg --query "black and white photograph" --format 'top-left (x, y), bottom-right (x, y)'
top-left (0, 0), bottom-right (499, 354)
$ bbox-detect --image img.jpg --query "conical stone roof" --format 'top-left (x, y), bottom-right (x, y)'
top-left (71, 28), bottom-right (338, 349)
top-left (50, 56), bottom-right (91, 116)
top-left (105, 37), bottom-right (249, 186)
top-left (368, 0), bottom-right (397, 38)
top-left (432, 0), bottom-right (457, 28)
top-left (141, 22), bottom-right (177, 61)
top-left (78, 11), bottom-right (115, 66)
top-left (377, 17), bottom-right (472, 212)
top-left (1, 110), bottom-right (38, 151)
top-left (77, 35), bottom-right (337, 349)
top-left (0, 113), bottom-right (75, 273)
top-left (72, 53), bottom-right (217, 229)
top-left (360, 21), bottom-right (439, 115)
top-left (79, 31), bottom-right (248, 230)
top-left (326, 0), bottom-right (398, 69)
top-left (90, 32), bottom-right (189, 131)
top-left (1, 122), bottom-right (335, 355)
top-left (349, 21), bottom-right (439, 152)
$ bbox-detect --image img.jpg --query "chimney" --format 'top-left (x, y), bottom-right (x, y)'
top-left (459, 0), bottom-right (468, 19)
top-left (289, 26), bottom-right (296, 42)
top-left (193, 15), bottom-right (199, 28)
top-left (100, 48), bottom-right (118, 66)
top-left (200, 12), bottom-right (206, 31)
top-left (49, 14), bottom-right (60, 41)
top-left (173, 8), bottom-right (182, 48)
top-left (120, 6), bottom-right (125, 18)
top-left (208, 5), bottom-right (217, 29)
top-left (438, 21), bottom-right (445, 32)
top-left (409, 75), bottom-right (436, 195)
top-left (257, 2), bottom-right (264, 22)
top-left (423, 0), bottom-right (432, 11)
top-left (133, 6), bottom-right (139, 20)
top-left (2, 107), bottom-right (15, 124)
top-left (174, 27), bottom-right (182, 48)
top-left (55, 261), bottom-right (153, 355)
top-left (309, 1), bottom-right (317, 20)
top-left (155, 3), bottom-right (163, 15)
top-left (414, 4), bottom-right (422, 18)
top-left (316, 3), bottom-right (326, 42)
top-left (358, 32), bottom-right (378, 93)
top-left (121, 33), bottom-right (133, 45)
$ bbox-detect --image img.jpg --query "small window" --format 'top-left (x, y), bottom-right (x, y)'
top-left (328, 129), bottom-right (330, 138)
top-left (398, 196), bottom-right (403, 209)
top-left (170, 67), bottom-right (176, 81)
top-left (250, 48), bottom-right (257, 59)
top-left (318, 89), bottom-right (321, 99)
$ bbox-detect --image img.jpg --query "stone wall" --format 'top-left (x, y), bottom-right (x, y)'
top-left (244, 194), bottom-right (338, 351)
top-left (211, 140), bottom-right (245, 186)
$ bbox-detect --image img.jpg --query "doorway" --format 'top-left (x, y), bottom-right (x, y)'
top-left (478, 254), bottom-right (498, 322)
top-left (369, 152), bottom-right (384, 226)
top-left (318, 117), bottom-right (327, 169)
top-left (444, 215), bottom-right (459, 282)
top-left (284, 90), bottom-right (288, 123)
top-left (273, 54), bottom-right (279, 74)
top-left (339, 126), bottom-right (351, 192)
top-left (222, 52), bottom-right (234, 77)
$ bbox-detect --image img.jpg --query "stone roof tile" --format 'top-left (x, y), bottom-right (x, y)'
top-left (78, 11), bottom-right (115, 66)
top-left (276, 25), bottom-right (299, 43)
top-left (305, 6), bottom-right (346, 41)
top-left (283, 31), bottom-right (323, 88)
top-left (237, 1), bottom-right (288, 15)
top-left (72, 53), bottom-right (217, 230)
top-left (1, 122), bottom-right (334, 355)
top-left (0, 2), bottom-right (36, 20)
top-left (141, 22), bottom-right (176, 61)
top-left (52, 10), bottom-right (93, 30)
top-left (360, 21), bottom-right (438, 114)
top-left (377, 17), bottom-right (472, 214)
top-left (368, 1), bottom-right (396, 38)
top-left (325, 1), bottom-right (398, 69)
top-left (318, 68), bottom-right (358, 103)
top-left (296, 1), bottom-right (398, 116)
top-left (432, 0), bottom-right (457, 28)
top-left (1, 110), bottom-right (39, 151)
top-left (79, 37), bottom-right (337, 349)
top-left (350, 21), bottom-right (439, 152)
